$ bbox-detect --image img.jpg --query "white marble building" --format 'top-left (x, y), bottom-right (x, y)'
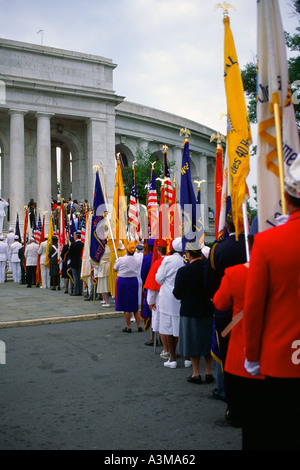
top-left (0, 38), bottom-right (219, 236)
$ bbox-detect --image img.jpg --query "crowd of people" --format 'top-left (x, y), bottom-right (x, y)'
top-left (0, 158), bottom-right (299, 451)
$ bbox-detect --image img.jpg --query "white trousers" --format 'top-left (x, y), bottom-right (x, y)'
top-left (11, 262), bottom-right (21, 283)
top-left (0, 216), bottom-right (4, 233)
top-left (0, 261), bottom-right (6, 282)
top-left (41, 265), bottom-right (50, 288)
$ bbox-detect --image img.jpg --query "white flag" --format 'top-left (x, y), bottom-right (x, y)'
top-left (217, 148), bottom-right (231, 240)
top-left (257, 0), bottom-right (300, 232)
top-left (80, 211), bottom-right (92, 282)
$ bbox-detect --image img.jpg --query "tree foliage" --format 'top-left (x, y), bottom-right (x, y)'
top-left (241, 0), bottom-right (300, 129)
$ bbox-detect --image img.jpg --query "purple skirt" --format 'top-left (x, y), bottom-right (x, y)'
top-left (115, 277), bottom-right (139, 313)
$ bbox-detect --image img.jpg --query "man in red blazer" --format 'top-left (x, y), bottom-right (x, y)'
top-left (243, 157), bottom-right (300, 450)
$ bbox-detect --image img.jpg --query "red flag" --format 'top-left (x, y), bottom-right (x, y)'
top-left (36, 214), bottom-right (45, 286)
top-left (23, 208), bottom-right (28, 271)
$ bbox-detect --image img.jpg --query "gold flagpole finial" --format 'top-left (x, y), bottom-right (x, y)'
top-left (214, 2), bottom-right (236, 17)
top-left (151, 161), bottom-right (156, 169)
top-left (210, 132), bottom-right (226, 149)
top-left (194, 179), bottom-right (206, 189)
top-left (132, 160), bottom-right (136, 169)
top-left (24, 205), bottom-right (28, 210)
top-left (162, 145), bottom-right (168, 152)
top-left (116, 152), bottom-right (121, 161)
top-left (93, 165), bottom-right (100, 172)
top-left (180, 128), bottom-right (191, 141)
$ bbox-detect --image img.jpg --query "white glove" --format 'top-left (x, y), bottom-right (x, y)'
top-left (244, 358), bottom-right (261, 376)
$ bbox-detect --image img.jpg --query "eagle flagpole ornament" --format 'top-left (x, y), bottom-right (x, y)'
top-left (214, 2), bottom-right (236, 17)
top-left (210, 132), bottom-right (226, 149)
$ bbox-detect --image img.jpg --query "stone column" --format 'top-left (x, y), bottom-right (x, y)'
top-left (51, 146), bottom-right (58, 200)
top-left (199, 154), bottom-right (209, 230)
top-left (87, 118), bottom-right (109, 205)
top-left (60, 145), bottom-right (71, 201)
top-left (36, 113), bottom-right (53, 224)
top-left (9, 110), bottom-right (26, 226)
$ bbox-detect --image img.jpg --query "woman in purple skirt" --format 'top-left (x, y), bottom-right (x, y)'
top-left (114, 241), bottom-right (143, 333)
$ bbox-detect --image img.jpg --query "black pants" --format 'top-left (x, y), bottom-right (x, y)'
top-left (26, 265), bottom-right (36, 287)
top-left (238, 375), bottom-right (300, 450)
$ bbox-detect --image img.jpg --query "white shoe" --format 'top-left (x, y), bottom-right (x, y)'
top-left (102, 303), bottom-right (110, 307)
top-left (184, 360), bottom-right (192, 368)
top-left (164, 359), bottom-right (177, 369)
top-left (100, 300), bottom-right (106, 304)
top-left (160, 350), bottom-right (170, 359)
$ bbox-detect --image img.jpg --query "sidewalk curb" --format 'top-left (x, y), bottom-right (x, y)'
top-left (0, 311), bottom-right (124, 329)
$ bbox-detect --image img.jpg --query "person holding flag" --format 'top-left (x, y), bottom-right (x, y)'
top-left (8, 235), bottom-right (22, 283)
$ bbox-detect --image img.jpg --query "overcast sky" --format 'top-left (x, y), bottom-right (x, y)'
top-left (0, 0), bottom-right (298, 195)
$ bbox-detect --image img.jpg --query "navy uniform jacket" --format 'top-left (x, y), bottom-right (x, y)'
top-left (68, 240), bottom-right (84, 271)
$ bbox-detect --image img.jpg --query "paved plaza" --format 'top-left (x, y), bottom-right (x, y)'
top-left (0, 281), bottom-right (241, 451)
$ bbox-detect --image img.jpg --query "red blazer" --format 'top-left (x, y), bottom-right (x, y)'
top-left (244, 211), bottom-right (300, 378)
top-left (213, 264), bottom-right (264, 379)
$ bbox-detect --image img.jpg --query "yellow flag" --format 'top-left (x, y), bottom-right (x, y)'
top-left (224, 16), bottom-right (252, 239)
top-left (109, 160), bottom-right (128, 251)
top-left (44, 215), bottom-right (54, 269)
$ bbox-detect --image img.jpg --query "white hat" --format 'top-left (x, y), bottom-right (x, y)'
top-left (14, 235), bottom-right (19, 240)
top-left (9, 227), bottom-right (14, 232)
top-left (30, 236), bottom-right (36, 242)
top-left (172, 237), bottom-right (182, 252)
top-left (285, 155), bottom-right (300, 199)
top-left (0, 235), bottom-right (4, 240)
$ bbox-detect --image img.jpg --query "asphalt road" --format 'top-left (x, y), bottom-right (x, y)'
top-left (0, 316), bottom-right (241, 451)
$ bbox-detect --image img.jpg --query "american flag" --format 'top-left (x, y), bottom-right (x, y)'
top-left (163, 150), bottom-right (173, 204)
top-left (147, 167), bottom-right (159, 238)
top-left (33, 215), bottom-right (42, 244)
top-left (128, 167), bottom-right (141, 242)
top-left (80, 211), bottom-right (86, 244)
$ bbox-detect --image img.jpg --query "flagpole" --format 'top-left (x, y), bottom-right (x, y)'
top-left (273, 93), bottom-right (287, 215)
top-left (242, 201), bottom-right (250, 262)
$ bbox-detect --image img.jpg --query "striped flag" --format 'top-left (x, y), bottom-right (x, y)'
top-left (163, 150), bottom-right (173, 204)
top-left (256, 0), bottom-right (300, 231)
top-left (128, 167), bottom-right (141, 242)
top-left (80, 211), bottom-right (86, 245)
top-left (147, 166), bottom-right (159, 238)
top-left (33, 215), bottom-right (42, 244)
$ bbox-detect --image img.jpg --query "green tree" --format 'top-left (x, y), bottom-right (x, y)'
top-left (241, 0), bottom-right (300, 129)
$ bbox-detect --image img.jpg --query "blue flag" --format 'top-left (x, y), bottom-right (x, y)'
top-left (15, 213), bottom-right (22, 244)
top-left (180, 140), bottom-right (204, 260)
top-left (90, 171), bottom-right (107, 266)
